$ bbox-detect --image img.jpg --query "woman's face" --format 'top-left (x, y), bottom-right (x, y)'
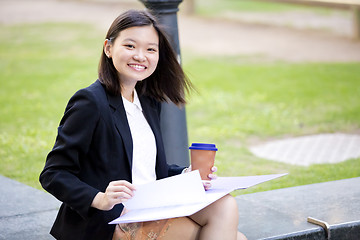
top-left (105, 25), bottom-right (159, 86)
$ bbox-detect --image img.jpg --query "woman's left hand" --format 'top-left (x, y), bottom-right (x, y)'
top-left (184, 165), bottom-right (218, 190)
top-left (208, 166), bottom-right (217, 180)
top-left (203, 166), bottom-right (217, 191)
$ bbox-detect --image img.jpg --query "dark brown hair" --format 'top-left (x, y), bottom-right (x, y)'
top-left (98, 10), bottom-right (191, 105)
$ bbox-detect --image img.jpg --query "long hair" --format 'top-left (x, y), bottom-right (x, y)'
top-left (98, 10), bottom-right (191, 106)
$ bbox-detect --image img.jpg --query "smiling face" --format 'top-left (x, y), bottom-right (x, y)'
top-left (104, 25), bottom-right (159, 89)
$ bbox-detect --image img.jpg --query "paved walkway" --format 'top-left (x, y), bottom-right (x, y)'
top-left (1, 0), bottom-right (360, 62)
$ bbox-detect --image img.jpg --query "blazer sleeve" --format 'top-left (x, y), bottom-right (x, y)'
top-left (39, 88), bottom-right (101, 219)
top-left (168, 164), bottom-right (186, 176)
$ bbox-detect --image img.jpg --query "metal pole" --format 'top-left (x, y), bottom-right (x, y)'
top-left (139, 0), bottom-right (190, 167)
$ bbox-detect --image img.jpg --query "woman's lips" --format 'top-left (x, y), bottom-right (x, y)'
top-left (128, 64), bottom-right (147, 71)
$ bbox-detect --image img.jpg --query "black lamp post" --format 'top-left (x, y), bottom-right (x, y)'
top-left (139, 0), bottom-right (190, 167)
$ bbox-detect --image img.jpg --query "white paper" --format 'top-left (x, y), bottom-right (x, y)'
top-left (109, 172), bottom-right (287, 224)
top-left (124, 170), bottom-right (205, 210)
top-left (211, 173), bottom-right (288, 191)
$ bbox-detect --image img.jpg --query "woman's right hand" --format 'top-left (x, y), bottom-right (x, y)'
top-left (91, 180), bottom-right (136, 211)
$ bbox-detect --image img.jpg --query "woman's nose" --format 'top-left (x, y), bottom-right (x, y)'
top-left (133, 51), bottom-right (146, 62)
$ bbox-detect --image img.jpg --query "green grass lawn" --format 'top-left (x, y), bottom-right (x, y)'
top-left (183, 56), bottom-right (360, 193)
top-left (0, 23), bottom-right (102, 188)
top-left (0, 23), bottom-right (359, 194)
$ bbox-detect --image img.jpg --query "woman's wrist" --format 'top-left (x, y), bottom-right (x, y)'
top-left (91, 192), bottom-right (106, 210)
top-left (181, 167), bottom-right (188, 174)
top-left (182, 165), bottom-right (191, 174)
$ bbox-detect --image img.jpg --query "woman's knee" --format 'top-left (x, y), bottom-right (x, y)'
top-left (202, 194), bottom-right (239, 224)
top-left (217, 194), bottom-right (239, 220)
top-left (189, 194), bottom-right (239, 228)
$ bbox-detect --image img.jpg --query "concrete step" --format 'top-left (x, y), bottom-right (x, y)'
top-left (236, 177), bottom-right (360, 239)
top-left (0, 175), bottom-right (60, 240)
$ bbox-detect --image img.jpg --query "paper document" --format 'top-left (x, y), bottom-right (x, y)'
top-left (123, 170), bottom-right (205, 210)
top-left (109, 171), bottom-right (287, 224)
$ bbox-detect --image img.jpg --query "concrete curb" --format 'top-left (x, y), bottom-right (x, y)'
top-left (236, 177), bottom-right (360, 239)
top-left (0, 175), bottom-right (60, 240)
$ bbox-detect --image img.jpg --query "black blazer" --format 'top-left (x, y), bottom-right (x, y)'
top-left (40, 80), bottom-right (184, 240)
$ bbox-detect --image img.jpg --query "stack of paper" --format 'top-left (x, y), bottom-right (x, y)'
top-left (109, 171), bottom-right (287, 224)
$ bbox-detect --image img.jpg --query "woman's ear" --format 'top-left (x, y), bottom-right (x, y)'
top-left (104, 39), bottom-right (112, 58)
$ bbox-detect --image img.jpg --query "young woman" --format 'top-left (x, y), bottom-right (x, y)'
top-left (40, 10), bottom-right (247, 240)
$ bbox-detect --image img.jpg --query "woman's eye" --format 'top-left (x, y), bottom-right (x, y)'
top-left (125, 45), bottom-right (135, 49)
top-left (148, 48), bottom-right (157, 52)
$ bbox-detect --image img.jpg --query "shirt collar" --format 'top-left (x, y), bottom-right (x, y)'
top-left (122, 89), bottom-right (142, 116)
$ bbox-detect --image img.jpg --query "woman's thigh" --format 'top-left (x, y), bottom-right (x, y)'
top-left (161, 217), bottom-right (201, 240)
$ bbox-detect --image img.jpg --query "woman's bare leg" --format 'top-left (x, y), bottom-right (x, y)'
top-left (189, 194), bottom-right (246, 240)
top-left (162, 194), bottom-right (247, 240)
top-left (238, 231), bottom-right (248, 240)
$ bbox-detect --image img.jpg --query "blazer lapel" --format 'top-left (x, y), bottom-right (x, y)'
top-left (107, 94), bottom-right (133, 170)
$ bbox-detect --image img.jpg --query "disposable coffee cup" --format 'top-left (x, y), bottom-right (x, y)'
top-left (189, 143), bottom-right (218, 180)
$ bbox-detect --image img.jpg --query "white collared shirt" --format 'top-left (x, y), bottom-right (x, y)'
top-left (122, 90), bottom-right (157, 185)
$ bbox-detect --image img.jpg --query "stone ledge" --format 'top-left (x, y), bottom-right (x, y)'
top-left (236, 177), bottom-right (360, 239)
